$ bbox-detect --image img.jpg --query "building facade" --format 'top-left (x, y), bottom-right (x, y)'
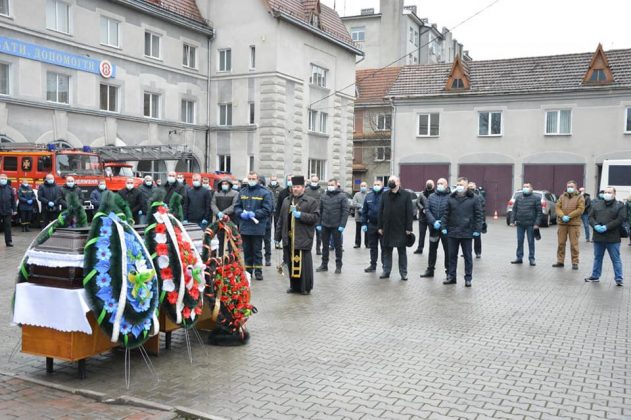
top-left (388, 46), bottom-right (631, 216)
top-left (0, 0), bottom-right (213, 180)
top-left (341, 0), bottom-right (468, 69)
top-left (200, 0), bottom-right (361, 188)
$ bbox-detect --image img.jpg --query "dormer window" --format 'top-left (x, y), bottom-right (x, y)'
top-left (590, 69), bottom-right (606, 82)
top-left (583, 43), bottom-right (614, 85)
top-left (309, 13), bottom-right (320, 28)
top-left (444, 56), bottom-right (470, 91)
top-left (451, 79), bottom-right (465, 89)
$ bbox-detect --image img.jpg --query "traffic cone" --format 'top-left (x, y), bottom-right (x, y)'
top-left (493, 210), bottom-right (498, 220)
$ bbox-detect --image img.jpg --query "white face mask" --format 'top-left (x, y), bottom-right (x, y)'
top-left (287, 181), bottom-right (293, 187)
top-left (222, 184), bottom-right (229, 191)
top-left (126, 183), bottom-right (134, 190)
top-left (66, 182), bottom-right (75, 188)
top-left (603, 193), bottom-right (614, 201)
top-left (455, 185), bottom-right (465, 193)
top-left (192, 181), bottom-right (201, 187)
top-left (247, 180), bottom-right (257, 187)
top-left (373, 185), bottom-right (382, 192)
top-left (327, 186), bottom-right (336, 192)
top-left (202, 183), bottom-right (210, 189)
top-left (22, 182), bottom-right (29, 187)
top-left (98, 184), bottom-right (106, 190)
top-left (167, 176), bottom-right (176, 183)
top-left (145, 181), bottom-right (153, 187)
top-left (177, 178), bottom-right (184, 184)
top-left (436, 185), bottom-right (446, 192)
top-left (311, 182), bottom-right (319, 187)
top-left (566, 187), bottom-right (575, 194)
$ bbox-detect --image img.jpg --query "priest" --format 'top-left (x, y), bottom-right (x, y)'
top-left (275, 175), bottom-right (320, 295)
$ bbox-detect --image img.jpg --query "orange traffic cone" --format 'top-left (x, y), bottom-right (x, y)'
top-left (493, 210), bottom-right (498, 220)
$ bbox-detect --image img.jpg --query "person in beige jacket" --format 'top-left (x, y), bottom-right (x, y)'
top-left (553, 180), bottom-right (585, 270)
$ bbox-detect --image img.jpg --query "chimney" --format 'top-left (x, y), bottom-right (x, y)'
top-left (360, 8), bottom-right (374, 15)
top-left (403, 5), bottom-right (417, 15)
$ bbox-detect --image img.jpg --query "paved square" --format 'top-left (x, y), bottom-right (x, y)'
top-left (0, 220), bottom-right (629, 419)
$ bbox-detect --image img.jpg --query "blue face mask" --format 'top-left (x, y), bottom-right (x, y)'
top-left (47, 179), bottom-right (54, 185)
top-left (360, 187), bottom-right (367, 193)
top-left (373, 185), bottom-right (382, 192)
top-left (566, 187), bottom-right (575, 194)
top-left (436, 185), bottom-right (446, 192)
top-left (0, 179), bottom-right (6, 186)
top-left (522, 188), bottom-right (531, 195)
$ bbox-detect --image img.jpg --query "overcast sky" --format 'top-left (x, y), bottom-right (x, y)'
top-left (321, 0), bottom-right (631, 60)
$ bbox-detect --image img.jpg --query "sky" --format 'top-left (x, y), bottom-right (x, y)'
top-left (320, 0), bottom-right (631, 60)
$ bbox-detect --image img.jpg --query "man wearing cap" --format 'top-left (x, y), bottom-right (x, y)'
top-left (235, 172), bottom-right (273, 281)
top-left (275, 176), bottom-right (320, 295)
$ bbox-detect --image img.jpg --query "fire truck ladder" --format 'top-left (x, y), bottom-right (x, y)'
top-left (92, 145), bottom-right (195, 162)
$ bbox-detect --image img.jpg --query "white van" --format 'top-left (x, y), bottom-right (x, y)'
top-left (600, 160), bottom-right (631, 200)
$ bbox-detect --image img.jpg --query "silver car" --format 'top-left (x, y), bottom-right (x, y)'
top-left (506, 190), bottom-right (557, 227)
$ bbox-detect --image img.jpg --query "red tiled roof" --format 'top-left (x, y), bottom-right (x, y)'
top-left (355, 67), bottom-right (403, 104)
top-left (143, 0), bottom-right (206, 24)
top-left (266, 0), bottom-right (355, 47)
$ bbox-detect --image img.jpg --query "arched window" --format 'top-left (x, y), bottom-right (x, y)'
top-left (52, 139), bottom-right (73, 149)
top-left (0, 135), bottom-right (14, 144)
top-left (175, 158), bottom-right (200, 173)
top-left (137, 160), bottom-right (167, 182)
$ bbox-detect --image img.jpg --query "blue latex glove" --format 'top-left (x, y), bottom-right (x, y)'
top-left (600, 225), bottom-right (607, 232)
top-left (240, 212), bottom-right (249, 220)
top-left (433, 221), bottom-right (441, 230)
top-left (441, 228), bottom-right (447, 235)
top-left (201, 219), bottom-right (208, 225)
top-left (27, 199), bottom-right (33, 205)
top-left (361, 225), bottom-right (368, 232)
top-left (138, 210), bottom-right (143, 215)
top-left (217, 211), bottom-right (224, 219)
top-left (293, 210), bottom-right (301, 219)
top-left (247, 211), bottom-right (256, 219)
top-left (338, 226), bottom-right (345, 233)
top-left (183, 220), bottom-right (189, 224)
top-left (316, 225), bottom-right (322, 232)
top-left (472, 232), bottom-right (480, 237)
top-left (48, 201), bottom-right (54, 207)
top-left (562, 215), bottom-right (570, 223)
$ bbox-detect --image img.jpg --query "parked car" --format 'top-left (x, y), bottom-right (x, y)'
top-left (506, 190), bottom-right (557, 227)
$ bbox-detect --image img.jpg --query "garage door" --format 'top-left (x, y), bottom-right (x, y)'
top-left (458, 164), bottom-right (513, 216)
top-left (400, 164), bottom-right (450, 191)
top-left (523, 164), bottom-right (585, 197)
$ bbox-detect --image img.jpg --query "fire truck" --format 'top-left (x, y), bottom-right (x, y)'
top-left (102, 162), bottom-right (143, 191)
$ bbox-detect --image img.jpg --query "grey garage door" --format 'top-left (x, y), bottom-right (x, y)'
top-left (458, 164), bottom-right (513, 216)
top-left (400, 164), bottom-right (450, 191)
top-left (523, 164), bottom-right (585, 197)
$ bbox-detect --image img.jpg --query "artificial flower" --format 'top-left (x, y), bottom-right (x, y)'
top-left (99, 225), bottom-right (112, 237)
top-left (155, 233), bottom-right (167, 244)
top-left (162, 279), bottom-right (176, 292)
top-left (161, 267), bottom-right (173, 280)
top-left (96, 286), bottom-right (113, 303)
top-left (182, 306), bottom-right (191, 319)
top-left (189, 287), bottom-right (200, 300)
top-left (120, 319), bottom-right (132, 335)
top-left (167, 291), bottom-right (178, 304)
top-left (131, 323), bottom-right (144, 338)
top-left (96, 247), bottom-right (112, 261)
top-left (156, 243), bottom-right (168, 255)
top-left (96, 272), bottom-right (112, 288)
top-left (95, 260), bottom-right (110, 274)
top-left (155, 223), bottom-right (166, 234)
top-left (104, 298), bottom-right (118, 313)
top-left (157, 255), bottom-right (170, 268)
top-left (143, 317), bottom-right (152, 331)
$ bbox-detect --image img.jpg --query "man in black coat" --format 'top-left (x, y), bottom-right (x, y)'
top-left (440, 177), bottom-right (483, 287)
top-left (304, 174), bottom-right (323, 254)
top-left (38, 174), bottom-right (62, 226)
top-left (378, 176), bottom-right (414, 281)
top-left (117, 178), bottom-right (143, 224)
top-left (185, 173), bottom-right (212, 229)
top-left (0, 174), bottom-right (16, 246)
top-left (510, 182), bottom-right (542, 266)
top-left (316, 178), bottom-right (349, 274)
top-left (421, 178), bottom-right (450, 278)
top-left (275, 175), bottom-right (293, 226)
top-left (138, 175), bottom-right (157, 224)
top-left (163, 171), bottom-right (187, 218)
top-left (414, 179), bottom-right (434, 254)
top-left (60, 176), bottom-right (85, 208)
top-left (361, 179), bottom-right (385, 272)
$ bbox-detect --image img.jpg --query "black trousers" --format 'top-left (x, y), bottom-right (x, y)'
top-left (383, 245), bottom-right (407, 276)
top-left (285, 247), bottom-right (314, 293)
top-left (448, 237), bottom-right (473, 282)
top-left (263, 221), bottom-right (272, 262)
top-left (427, 231), bottom-right (449, 272)
top-left (474, 235), bottom-right (482, 256)
top-left (1, 215), bottom-right (11, 245)
top-left (366, 223), bottom-right (383, 268)
top-left (320, 227), bottom-right (343, 268)
top-left (20, 210), bottom-right (33, 226)
top-left (354, 221), bottom-right (366, 247)
top-left (315, 229), bottom-right (322, 253)
top-left (42, 209), bottom-right (59, 227)
top-left (416, 219), bottom-right (429, 251)
top-left (242, 235), bottom-right (264, 274)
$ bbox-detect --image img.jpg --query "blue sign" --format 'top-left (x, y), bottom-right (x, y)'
top-left (0, 35), bottom-right (116, 78)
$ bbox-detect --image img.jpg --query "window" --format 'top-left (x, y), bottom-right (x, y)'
top-left (414, 31), bottom-right (419, 47)
top-left (46, 0), bottom-right (69, 33)
top-left (375, 147), bottom-right (391, 162)
top-left (590, 69), bottom-right (606, 82)
top-left (3, 156), bottom-right (16, 171)
top-left (144, 31), bottom-right (161, 59)
top-left (351, 26), bottom-right (365, 42)
top-left (46, 72), bottom-right (69, 103)
top-left (319, 112), bottom-right (328, 133)
top-left (0, 63), bottom-right (8, 95)
top-left (310, 64), bottom-right (327, 88)
top-left (99, 84), bottom-right (118, 112)
top-left (182, 44), bottom-right (197, 68)
top-left (417, 113), bottom-right (440, 136)
top-left (248, 102), bottom-right (255, 125)
top-left (181, 100), bottom-right (195, 124)
top-left (218, 154), bottom-right (231, 172)
top-left (626, 108), bottom-right (631, 133)
top-left (38, 156), bottom-right (53, 172)
top-left (218, 49), bottom-right (231, 72)
top-left (308, 109), bottom-right (318, 132)
top-left (478, 111), bottom-right (502, 136)
top-left (376, 175), bottom-right (388, 184)
top-left (451, 78), bottom-right (465, 89)
top-left (545, 110), bottom-right (571, 135)
top-left (309, 13), bottom-right (320, 28)
top-left (100, 16), bottom-right (119, 47)
top-left (376, 114), bottom-right (392, 131)
top-left (249, 45), bottom-right (256, 69)
top-left (308, 159), bottom-right (326, 180)
top-left (409, 27), bottom-right (414, 43)
top-left (0, 0), bottom-right (9, 16)
top-left (143, 92), bottom-right (160, 118)
top-left (218, 103), bottom-right (232, 126)
top-left (248, 155), bottom-right (255, 172)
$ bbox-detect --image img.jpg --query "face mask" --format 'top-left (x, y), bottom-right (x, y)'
top-left (145, 181), bottom-right (153, 187)
top-left (22, 182), bottom-right (29, 187)
top-left (360, 187), bottom-right (367, 193)
top-left (202, 183), bottom-right (209, 189)
top-left (287, 181), bottom-right (293, 187)
top-left (222, 185), bottom-right (229, 191)
top-left (0, 179), bottom-right (6, 186)
top-left (98, 184), bottom-right (106, 190)
top-left (247, 180), bottom-right (257, 187)
top-left (387, 181), bottom-right (396, 189)
top-left (455, 185), bottom-right (465, 193)
top-left (566, 187), bottom-right (575, 194)
top-left (126, 183), bottom-right (134, 190)
top-left (522, 188), bottom-right (531, 195)
top-left (603, 193), bottom-right (614, 201)
top-left (232, 185), bottom-right (239, 190)
top-left (310, 182), bottom-right (319, 187)
top-left (426, 184), bottom-right (434, 190)
top-left (270, 181), bottom-right (278, 187)
top-left (177, 178), bottom-right (184, 184)
top-left (47, 179), bottom-right (54, 185)
top-left (192, 181), bottom-right (201, 188)
top-left (436, 185), bottom-right (446, 192)
top-left (66, 182), bottom-right (75, 188)
top-left (373, 185), bottom-right (382, 192)
top-left (167, 176), bottom-right (176, 184)
top-left (327, 186), bottom-right (336, 192)
top-left (598, 193), bottom-right (604, 199)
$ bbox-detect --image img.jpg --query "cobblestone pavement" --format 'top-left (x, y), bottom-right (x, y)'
top-left (0, 219), bottom-right (630, 419)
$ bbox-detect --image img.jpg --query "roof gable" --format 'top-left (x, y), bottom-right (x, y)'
top-left (582, 43), bottom-right (614, 85)
top-left (444, 56), bottom-right (470, 91)
top-left (143, 0), bottom-right (206, 23)
top-left (355, 67), bottom-right (402, 105)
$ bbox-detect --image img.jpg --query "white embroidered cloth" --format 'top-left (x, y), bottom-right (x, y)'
top-left (13, 283), bottom-right (92, 334)
top-left (25, 250), bottom-right (84, 268)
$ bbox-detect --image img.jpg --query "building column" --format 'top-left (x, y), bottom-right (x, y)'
top-left (258, 77), bottom-right (287, 177)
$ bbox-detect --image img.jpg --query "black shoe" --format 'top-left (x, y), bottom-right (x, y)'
top-left (475, 254), bottom-right (481, 259)
top-left (413, 249), bottom-right (423, 254)
top-left (334, 267), bottom-right (341, 274)
top-left (6, 243), bottom-right (13, 247)
top-left (353, 244), bottom-right (360, 248)
top-left (465, 279), bottom-right (472, 287)
top-left (419, 270), bottom-right (434, 278)
top-left (255, 272), bottom-right (263, 281)
top-left (529, 260), bottom-right (536, 266)
top-left (400, 275), bottom-right (408, 281)
top-left (584, 277), bottom-right (599, 282)
top-left (316, 250), bottom-right (322, 255)
top-left (265, 261), bottom-right (272, 267)
top-left (286, 288), bottom-right (296, 294)
top-left (300, 290), bottom-right (310, 295)
top-left (616, 281), bottom-right (623, 286)
top-left (379, 273), bottom-right (390, 279)
top-left (572, 264), bottom-right (579, 270)
top-left (510, 260), bottom-right (523, 264)
top-left (316, 266), bottom-right (328, 272)
top-left (552, 263), bottom-right (564, 268)
top-left (364, 266), bottom-right (376, 272)
top-left (443, 278), bottom-right (457, 285)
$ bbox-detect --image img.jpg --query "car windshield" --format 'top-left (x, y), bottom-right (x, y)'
top-left (56, 154), bottom-right (101, 176)
top-left (106, 166), bottom-right (134, 177)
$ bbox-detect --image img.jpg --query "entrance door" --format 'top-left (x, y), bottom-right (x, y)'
top-left (458, 164), bottom-right (513, 216)
top-left (400, 164), bottom-right (450, 191)
top-left (523, 164), bottom-right (585, 197)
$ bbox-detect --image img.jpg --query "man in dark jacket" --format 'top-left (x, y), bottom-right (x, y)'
top-left (361, 179), bottom-right (384, 272)
top-left (585, 186), bottom-right (626, 285)
top-left (304, 174), bottom-right (323, 254)
top-left (414, 180), bottom-right (434, 254)
top-left (469, 181), bottom-right (486, 259)
top-left (275, 175), bottom-right (293, 230)
top-left (0, 174), bottom-right (16, 246)
top-left (163, 171), bottom-right (187, 218)
top-left (275, 176), bottom-right (320, 295)
top-left (38, 174), bottom-right (62, 226)
top-left (316, 178), bottom-right (349, 274)
top-left (118, 178), bottom-right (143, 224)
top-left (60, 176), bottom-right (85, 209)
top-left (235, 172), bottom-right (273, 281)
top-left (268, 175), bottom-right (282, 227)
top-left (510, 183), bottom-right (542, 266)
top-left (90, 180), bottom-right (108, 212)
top-left (440, 177), bottom-right (483, 287)
top-left (378, 176), bottom-right (414, 280)
top-left (185, 173), bottom-right (212, 229)
top-left (138, 175), bottom-right (156, 224)
top-left (211, 178), bottom-right (238, 221)
top-left (420, 178), bottom-right (450, 278)
top-left (18, 178), bottom-right (36, 232)
top-left (579, 187), bottom-right (592, 242)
